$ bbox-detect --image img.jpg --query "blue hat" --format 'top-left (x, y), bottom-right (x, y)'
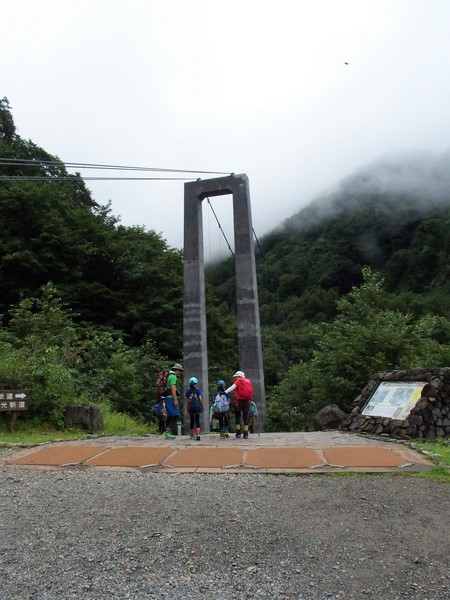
top-left (217, 379), bottom-right (225, 387)
top-left (189, 376), bottom-right (198, 384)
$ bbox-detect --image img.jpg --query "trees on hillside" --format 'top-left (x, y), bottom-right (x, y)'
top-left (267, 268), bottom-right (450, 431)
top-left (0, 284), bottom-right (166, 425)
top-left (2, 97), bottom-right (450, 431)
top-left (0, 98), bottom-right (183, 354)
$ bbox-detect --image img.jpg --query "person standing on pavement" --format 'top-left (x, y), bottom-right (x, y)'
top-left (225, 370), bottom-right (253, 439)
top-left (213, 379), bottom-right (231, 439)
top-left (163, 363), bottom-right (183, 439)
top-left (184, 376), bottom-right (204, 440)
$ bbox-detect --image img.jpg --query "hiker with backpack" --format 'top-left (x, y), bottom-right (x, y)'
top-left (225, 370), bottom-right (254, 439)
top-left (184, 376), bottom-right (204, 441)
top-left (160, 363), bottom-right (183, 439)
top-left (212, 379), bottom-right (231, 439)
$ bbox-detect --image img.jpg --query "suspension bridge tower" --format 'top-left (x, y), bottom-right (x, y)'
top-left (183, 173), bottom-right (266, 431)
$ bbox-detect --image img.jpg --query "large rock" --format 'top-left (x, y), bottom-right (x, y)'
top-left (64, 404), bottom-right (103, 433)
top-left (314, 404), bottom-right (348, 430)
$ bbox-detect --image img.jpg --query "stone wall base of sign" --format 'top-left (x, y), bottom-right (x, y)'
top-left (63, 404), bottom-right (103, 433)
top-left (342, 368), bottom-right (450, 439)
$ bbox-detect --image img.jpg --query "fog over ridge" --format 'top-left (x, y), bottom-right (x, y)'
top-left (341, 150), bottom-right (450, 204)
top-left (278, 150), bottom-right (450, 235)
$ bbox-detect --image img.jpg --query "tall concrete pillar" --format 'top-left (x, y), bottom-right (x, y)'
top-left (183, 174), bottom-right (266, 431)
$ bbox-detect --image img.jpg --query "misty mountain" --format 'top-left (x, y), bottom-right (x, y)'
top-left (284, 150), bottom-right (450, 232)
top-left (208, 151), bottom-right (450, 328)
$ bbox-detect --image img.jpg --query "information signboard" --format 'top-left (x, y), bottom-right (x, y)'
top-left (0, 389), bottom-right (31, 411)
top-left (361, 381), bottom-right (423, 420)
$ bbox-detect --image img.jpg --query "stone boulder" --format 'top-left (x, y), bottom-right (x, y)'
top-left (314, 404), bottom-right (348, 430)
top-left (64, 404), bottom-right (103, 433)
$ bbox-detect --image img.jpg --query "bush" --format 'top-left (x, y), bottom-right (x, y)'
top-left (268, 268), bottom-right (450, 430)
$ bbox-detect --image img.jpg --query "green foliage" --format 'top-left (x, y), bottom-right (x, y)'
top-left (266, 268), bottom-right (450, 430)
top-left (409, 439), bottom-right (450, 483)
top-left (2, 100), bottom-right (450, 435)
top-left (205, 281), bottom-right (238, 382)
top-left (0, 426), bottom-right (95, 444)
top-left (266, 362), bottom-right (314, 431)
top-left (415, 439), bottom-right (450, 467)
top-left (0, 340), bottom-right (22, 390)
top-left (96, 401), bottom-right (156, 436)
top-left (0, 97), bottom-right (16, 143)
top-left (0, 101), bottom-right (184, 355)
top-left (78, 332), bottom-right (141, 413)
top-left (0, 283), bottom-right (168, 426)
top-left (2, 285), bottom-right (80, 424)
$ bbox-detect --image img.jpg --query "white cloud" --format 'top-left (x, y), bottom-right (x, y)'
top-left (2, 0), bottom-right (450, 258)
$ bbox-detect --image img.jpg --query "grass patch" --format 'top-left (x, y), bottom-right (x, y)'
top-left (0, 429), bottom-right (91, 445)
top-left (99, 402), bottom-right (156, 436)
top-left (413, 438), bottom-right (450, 465)
top-left (409, 438), bottom-right (450, 483)
top-left (0, 402), bottom-right (158, 445)
top-left (408, 466), bottom-right (450, 484)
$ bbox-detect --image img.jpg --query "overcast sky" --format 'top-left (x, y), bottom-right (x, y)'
top-left (3, 0), bottom-right (450, 260)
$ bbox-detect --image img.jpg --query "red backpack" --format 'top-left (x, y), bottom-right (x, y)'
top-left (235, 377), bottom-right (253, 401)
top-left (155, 371), bottom-right (169, 398)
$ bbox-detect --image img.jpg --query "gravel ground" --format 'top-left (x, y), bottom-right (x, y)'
top-left (0, 460), bottom-right (448, 600)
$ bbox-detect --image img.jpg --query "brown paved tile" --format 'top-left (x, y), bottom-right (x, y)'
top-left (166, 447), bottom-right (244, 468)
top-left (323, 446), bottom-right (407, 467)
top-left (87, 446), bottom-right (172, 467)
top-left (11, 445), bottom-right (106, 466)
top-left (246, 447), bottom-right (322, 469)
top-left (5, 433), bottom-right (434, 472)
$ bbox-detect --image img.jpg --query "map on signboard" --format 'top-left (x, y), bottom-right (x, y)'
top-left (361, 381), bottom-right (424, 420)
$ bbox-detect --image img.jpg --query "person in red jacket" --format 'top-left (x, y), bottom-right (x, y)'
top-left (225, 370), bottom-right (253, 439)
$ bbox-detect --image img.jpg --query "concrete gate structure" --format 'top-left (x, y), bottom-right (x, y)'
top-left (183, 174), bottom-right (266, 432)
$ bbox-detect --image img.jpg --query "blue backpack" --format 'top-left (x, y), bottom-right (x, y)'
top-left (249, 401), bottom-right (258, 419)
top-left (153, 402), bottom-right (166, 418)
top-left (188, 389), bottom-right (203, 413)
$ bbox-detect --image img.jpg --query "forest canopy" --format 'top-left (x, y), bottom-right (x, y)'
top-left (2, 97), bottom-right (450, 430)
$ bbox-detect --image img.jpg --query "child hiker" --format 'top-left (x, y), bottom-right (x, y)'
top-left (185, 376), bottom-right (204, 441)
top-left (212, 379), bottom-right (231, 439)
